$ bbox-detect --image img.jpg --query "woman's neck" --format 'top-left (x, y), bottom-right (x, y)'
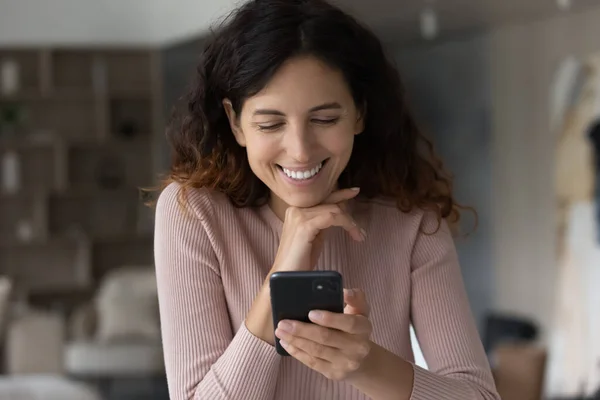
top-left (268, 194), bottom-right (288, 221)
top-left (267, 184), bottom-right (341, 221)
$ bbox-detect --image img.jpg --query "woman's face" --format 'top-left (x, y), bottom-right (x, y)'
top-left (224, 56), bottom-right (364, 213)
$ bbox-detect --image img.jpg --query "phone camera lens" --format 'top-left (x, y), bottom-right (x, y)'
top-left (316, 284), bottom-right (324, 290)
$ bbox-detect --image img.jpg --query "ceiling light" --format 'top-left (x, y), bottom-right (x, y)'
top-left (420, 6), bottom-right (438, 40)
top-left (557, 0), bottom-right (572, 11)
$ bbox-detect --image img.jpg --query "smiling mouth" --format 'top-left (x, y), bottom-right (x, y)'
top-left (276, 158), bottom-right (329, 181)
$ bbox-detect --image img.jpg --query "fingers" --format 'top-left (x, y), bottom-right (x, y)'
top-left (308, 310), bottom-right (372, 336)
top-left (343, 288), bottom-right (370, 317)
top-left (278, 341), bottom-right (348, 381)
top-left (276, 320), bottom-right (356, 350)
top-left (283, 188), bottom-right (366, 245)
top-left (322, 187), bottom-right (360, 205)
top-left (276, 322), bottom-right (370, 381)
top-left (278, 334), bottom-right (340, 363)
top-left (306, 205), bottom-right (365, 242)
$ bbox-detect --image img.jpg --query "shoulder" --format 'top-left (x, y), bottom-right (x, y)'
top-left (156, 182), bottom-right (234, 224)
top-left (354, 196), bottom-right (440, 234)
top-left (354, 196), bottom-right (452, 253)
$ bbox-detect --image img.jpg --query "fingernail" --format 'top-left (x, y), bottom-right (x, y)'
top-left (280, 340), bottom-right (289, 348)
top-left (278, 321), bottom-right (293, 332)
top-left (346, 289), bottom-right (355, 298)
top-left (309, 310), bottom-right (323, 321)
top-left (350, 187), bottom-right (360, 191)
top-left (360, 228), bottom-right (367, 238)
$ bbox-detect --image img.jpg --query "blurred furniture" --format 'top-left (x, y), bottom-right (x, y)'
top-left (483, 313), bottom-right (545, 399)
top-left (0, 375), bottom-right (102, 400)
top-left (493, 342), bottom-right (547, 400)
top-left (4, 309), bottom-right (65, 374)
top-left (0, 276), bottom-right (12, 340)
top-left (64, 266), bottom-right (165, 399)
top-left (483, 313), bottom-right (538, 354)
top-left (0, 305), bottom-right (101, 400)
top-left (0, 47), bottom-right (161, 305)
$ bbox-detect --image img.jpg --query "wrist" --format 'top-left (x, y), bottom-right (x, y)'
top-left (348, 340), bottom-right (378, 382)
top-left (246, 282), bottom-right (275, 345)
top-left (347, 341), bottom-right (414, 400)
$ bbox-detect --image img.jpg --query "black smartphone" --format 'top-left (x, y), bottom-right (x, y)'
top-left (269, 270), bottom-right (344, 356)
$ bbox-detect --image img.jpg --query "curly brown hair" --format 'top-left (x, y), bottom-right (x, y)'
top-left (158, 0), bottom-right (471, 231)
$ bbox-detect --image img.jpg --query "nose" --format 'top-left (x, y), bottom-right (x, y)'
top-left (285, 123), bottom-right (313, 163)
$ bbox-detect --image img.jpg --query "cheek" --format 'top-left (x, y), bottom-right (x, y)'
top-left (244, 134), bottom-right (280, 167)
top-left (323, 126), bottom-right (355, 156)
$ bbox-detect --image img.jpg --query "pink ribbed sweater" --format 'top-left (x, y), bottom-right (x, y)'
top-left (154, 182), bottom-right (500, 400)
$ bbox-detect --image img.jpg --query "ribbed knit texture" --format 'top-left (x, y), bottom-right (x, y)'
top-left (154, 182), bottom-right (500, 400)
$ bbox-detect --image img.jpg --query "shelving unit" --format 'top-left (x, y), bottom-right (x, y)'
top-left (0, 47), bottom-right (162, 298)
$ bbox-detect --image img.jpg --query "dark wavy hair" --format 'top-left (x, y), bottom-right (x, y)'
top-left (160, 0), bottom-right (469, 229)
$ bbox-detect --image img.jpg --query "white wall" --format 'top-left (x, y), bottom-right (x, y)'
top-left (490, 6), bottom-right (600, 341)
top-left (0, 0), bottom-right (240, 46)
top-left (153, 0), bottom-right (243, 46)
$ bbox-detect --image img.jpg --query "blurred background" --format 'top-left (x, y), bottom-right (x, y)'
top-left (0, 0), bottom-right (599, 399)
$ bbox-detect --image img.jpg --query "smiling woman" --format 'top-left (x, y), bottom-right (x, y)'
top-left (153, 0), bottom-right (500, 400)
top-left (221, 56), bottom-right (363, 214)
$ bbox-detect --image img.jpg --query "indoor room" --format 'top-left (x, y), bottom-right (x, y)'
top-left (1, 0), bottom-right (599, 399)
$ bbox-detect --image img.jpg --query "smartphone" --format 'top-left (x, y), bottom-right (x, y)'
top-left (269, 270), bottom-right (344, 356)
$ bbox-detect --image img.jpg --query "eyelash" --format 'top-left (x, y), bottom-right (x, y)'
top-left (257, 118), bottom-right (340, 132)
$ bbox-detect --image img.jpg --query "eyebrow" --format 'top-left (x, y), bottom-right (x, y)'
top-left (252, 102), bottom-right (342, 116)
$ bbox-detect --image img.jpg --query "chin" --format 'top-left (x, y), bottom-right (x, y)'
top-left (279, 191), bottom-right (329, 208)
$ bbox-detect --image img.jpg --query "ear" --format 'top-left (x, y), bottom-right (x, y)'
top-left (354, 103), bottom-right (366, 136)
top-left (223, 99), bottom-right (246, 147)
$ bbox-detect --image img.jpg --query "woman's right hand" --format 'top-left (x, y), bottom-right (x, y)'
top-left (246, 187), bottom-right (365, 345)
top-left (271, 187), bottom-right (366, 274)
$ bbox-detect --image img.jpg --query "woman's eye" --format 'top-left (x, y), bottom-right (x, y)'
top-left (312, 118), bottom-right (339, 125)
top-left (257, 123), bottom-right (284, 132)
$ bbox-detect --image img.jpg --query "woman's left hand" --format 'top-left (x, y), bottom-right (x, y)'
top-left (275, 288), bottom-right (373, 381)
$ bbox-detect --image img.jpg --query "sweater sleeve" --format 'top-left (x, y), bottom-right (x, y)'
top-left (154, 184), bottom-right (281, 400)
top-left (409, 212), bottom-right (500, 400)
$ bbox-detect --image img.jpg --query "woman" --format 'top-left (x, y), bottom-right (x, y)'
top-left (154, 0), bottom-right (500, 399)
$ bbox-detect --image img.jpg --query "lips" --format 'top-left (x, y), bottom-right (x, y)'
top-left (277, 159), bottom-right (329, 181)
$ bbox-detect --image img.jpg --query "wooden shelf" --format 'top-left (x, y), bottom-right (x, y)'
top-left (0, 46), bottom-right (162, 298)
top-left (0, 236), bottom-right (92, 291)
top-left (49, 189), bottom-right (139, 239)
top-left (0, 134), bottom-right (58, 150)
top-left (52, 50), bottom-right (96, 92)
top-left (109, 88), bottom-right (153, 99)
top-left (0, 89), bottom-right (153, 102)
top-left (0, 232), bottom-right (152, 248)
top-left (0, 90), bottom-right (97, 102)
top-left (0, 50), bottom-right (41, 92)
top-left (0, 235), bottom-right (83, 248)
top-left (91, 233), bottom-right (153, 243)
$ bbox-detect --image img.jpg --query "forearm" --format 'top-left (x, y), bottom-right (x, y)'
top-left (193, 322), bottom-right (281, 400)
top-left (347, 342), bottom-right (497, 400)
top-left (348, 341), bottom-right (414, 400)
top-left (245, 278), bottom-right (276, 345)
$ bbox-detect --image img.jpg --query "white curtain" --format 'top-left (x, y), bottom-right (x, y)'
top-left (546, 54), bottom-right (600, 398)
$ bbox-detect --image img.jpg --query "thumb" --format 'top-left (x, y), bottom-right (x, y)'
top-left (343, 288), bottom-right (369, 317)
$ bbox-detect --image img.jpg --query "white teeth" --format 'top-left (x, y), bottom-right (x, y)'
top-left (282, 162), bottom-right (323, 180)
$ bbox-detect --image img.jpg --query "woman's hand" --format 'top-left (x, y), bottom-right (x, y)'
top-left (274, 288), bottom-right (373, 381)
top-left (246, 188), bottom-right (365, 345)
top-left (271, 188), bottom-right (366, 273)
